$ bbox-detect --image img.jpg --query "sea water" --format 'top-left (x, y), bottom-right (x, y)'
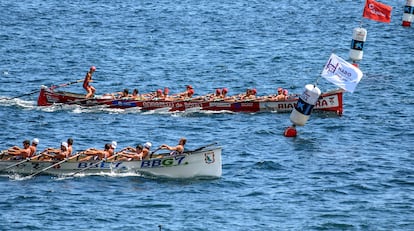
top-left (0, 0), bottom-right (413, 230)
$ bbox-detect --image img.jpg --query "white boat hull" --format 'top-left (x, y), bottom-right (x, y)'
top-left (0, 147), bottom-right (222, 179)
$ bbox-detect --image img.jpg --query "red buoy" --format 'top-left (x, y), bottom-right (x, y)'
top-left (284, 126), bottom-right (297, 137)
top-left (352, 62), bottom-right (359, 68)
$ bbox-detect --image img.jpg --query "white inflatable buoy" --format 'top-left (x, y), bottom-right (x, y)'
top-left (289, 84), bottom-right (321, 126)
top-left (402, 0), bottom-right (414, 27)
top-left (349, 27), bottom-right (367, 62)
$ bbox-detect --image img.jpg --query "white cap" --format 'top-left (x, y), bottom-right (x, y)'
top-left (111, 141), bottom-right (117, 149)
top-left (144, 142), bottom-right (152, 149)
top-left (61, 142), bottom-right (68, 149)
top-left (32, 138), bottom-right (39, 144)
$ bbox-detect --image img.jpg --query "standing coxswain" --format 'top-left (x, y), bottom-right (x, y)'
top-left (83, 66), bottom-right (96, 98)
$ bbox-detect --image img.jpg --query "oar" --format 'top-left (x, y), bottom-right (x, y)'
top-left (5, 79), bottom-right (83, 100)
top-left (49, 79), bottom-right (84, 90)
top-left (67, 152), bottom-right (121, 177)
top-left (26, 153), bottom-right (81, 178)
top-left (0, 153), bottom-right (43, 171)
top-left (149, 147), bottom-right (162, 159)
top-left (5, 89), bottom-right (41, 100)
top-left (189, 142), bottom-right (218, 153)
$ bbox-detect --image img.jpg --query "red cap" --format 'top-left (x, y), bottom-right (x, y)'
top-left (157, 89), bottom-right (162, 94)
top-left (186, 85), bottom-right (193, 89)
top-left (164, 87), bottom-right (169, 94)
top-left (216, 89), bottom-right (221, 94)
top-left (90, 66), bottom-right (96, 71)
top-left (277, 87), bottom-right (283, 92)
top-left (251, 88), bottom-right (257, 94)
top-left (222, 88), bottom-right (228, 93)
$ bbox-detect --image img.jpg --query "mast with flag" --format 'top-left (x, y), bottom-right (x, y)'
top-left (349, 0), bottom-right (392, 67)
top-left (283, 0), bottom-right (393, 138)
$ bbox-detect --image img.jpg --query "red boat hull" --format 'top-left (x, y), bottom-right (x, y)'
top-left (37, 86), bottom-right (343, 115)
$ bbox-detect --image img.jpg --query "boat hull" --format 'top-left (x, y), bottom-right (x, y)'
top-left (37, 86), bottom-right (343, 115)
top-left (0, 147), bottom-right (222, 179)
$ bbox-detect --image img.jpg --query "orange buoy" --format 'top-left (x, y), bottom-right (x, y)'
top-left (284, 126), bottom-right (297, 137)
top-left (403, 0), bottom-right (414, 27)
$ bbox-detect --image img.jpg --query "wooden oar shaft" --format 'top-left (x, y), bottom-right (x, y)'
top-left (7, 90), bottom-right (40, 100)
top-left (49, 79), bottom-right (83, 90)
top-left (27, 153), bottom-right (81, 178)
top-left (190, 142), bottom-right (218, 153)
top-left (7, 79), bottom-right (82, 100)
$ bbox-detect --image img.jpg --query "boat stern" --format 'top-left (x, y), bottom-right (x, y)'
top-left (37, 85), bottom-right (49, 106)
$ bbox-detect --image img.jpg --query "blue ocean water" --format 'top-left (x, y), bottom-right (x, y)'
top-left (0, 0), bottom-right (413, 230)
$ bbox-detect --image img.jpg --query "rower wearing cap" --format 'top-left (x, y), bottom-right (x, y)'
top-left (142, 142), bottom-right (152, 159)
top-left (108, 141), bottom-right (117, 158)
top-left (163, 87), bottom-right (170, 100)
top-left (283, 89), bottom-right (289, 98)
top-left (40, 141), bottom-right (70, 161)
top-left (83, 66), bottom-right (96, 98)
top-left (56, 142), bottom-right (70, 160)
top-left (214, 88), bottom-right (221, 100)
top-left (221, 88), bottom-right (228, 98)
top-left (153, 89), bottom-right (164, 100)
top-left (186, 85), bottom-right (195, 98)
top-left (30, 138), bottom-right (39, 157)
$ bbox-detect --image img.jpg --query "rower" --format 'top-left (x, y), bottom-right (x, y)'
top-left (115, 144), bottom-right (144, 161)
top-left (30, 138), bottom-right (39, 157)
top-left (160, 138), bottom-right (186, 156)
top-left (6, 140), bottom-right (31, 160)
top-left (221, 88), bottom-right (228, 99)
top-left (67, 138), bottom-right (74, 156)
top-left (117, 88), bottom-right (129, 99)
top-left (214, 88), bottom-right (221, 99)
top-left (163, 87), bottom-right (170, 100)
top-left (152, 89), bottom-right (164, 100)
top-left (39, 142), bottom-right (70, 161)
top-left (274, 87), bottom-right (286, 101)
top-left (143, 142), bottom-right (152, 158)
top-left (177, 85), bottom-right (195, 100)
top-left (79, 143), bottom-right (112, 161)
top-left (131, 89), bottom-right (141, 100)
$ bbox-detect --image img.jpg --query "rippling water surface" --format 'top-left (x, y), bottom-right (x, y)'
top-left (1, 0), bottom-right (413, 230)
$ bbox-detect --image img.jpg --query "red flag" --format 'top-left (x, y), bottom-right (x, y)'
top-left (363, 0), bottom-right (392, 23)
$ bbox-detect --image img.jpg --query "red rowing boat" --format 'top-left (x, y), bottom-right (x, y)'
top-left (37, 86), bottom-right (343, 115)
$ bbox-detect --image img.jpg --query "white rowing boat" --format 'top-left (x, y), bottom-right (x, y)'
top-left (0, 145), bottom-right (222, 179)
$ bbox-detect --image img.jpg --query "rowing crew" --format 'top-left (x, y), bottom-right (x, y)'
top-left (1, 138), bottom-right (187, 162)
top-left (100, 85), bottom-right (194, 101)
top-left (82, 66), bottom-right (290, 101)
